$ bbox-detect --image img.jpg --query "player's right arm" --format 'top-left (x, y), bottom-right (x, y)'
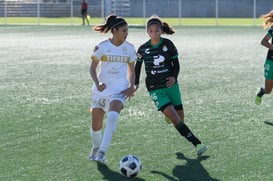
top-left (90, 58), bottom-right (106, 92)
top-left (261, 29), bottom-right (273, 50)
top-left (134, 55), bottom-right (143, 91)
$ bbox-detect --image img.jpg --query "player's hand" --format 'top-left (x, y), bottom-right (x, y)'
top-left (121, 86), bottom-right (136, 100)
top-left (134, 85), bottom-right (139, 92)
top-left (97, 82), bottom-right (106, 92)
top-left (166, 76), bottom-right (176, 88)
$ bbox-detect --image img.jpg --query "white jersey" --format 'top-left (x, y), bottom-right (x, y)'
top-left (90, 39), bottom-right (136, 111)
top-left (91, 39), bottom-right (136, 85)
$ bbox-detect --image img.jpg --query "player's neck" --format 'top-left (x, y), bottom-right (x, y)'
top-left (150, 37), bottom-right (161, 45)
top-left (109, 38), bottom-right (123, 47)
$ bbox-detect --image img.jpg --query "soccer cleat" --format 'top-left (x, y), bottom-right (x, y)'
top-left (95, 150), bottom-right (106, 164)
top-left (255, 95), bottom-right (262, 105)
top-left (88, 147), bottom-right (99, 161)
top-left (255, 87), bottom-right (265, 105)
top-left (196, 144), bottom-right (207, 156)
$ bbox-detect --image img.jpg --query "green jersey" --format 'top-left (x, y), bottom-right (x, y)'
top-left (135, 37), bottom-right (180, 91)
top-left (266, 26), bottom-right (273, 61)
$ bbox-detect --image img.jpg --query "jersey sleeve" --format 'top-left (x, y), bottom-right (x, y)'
top-left (134, 46), bottom-right (144, 85)
top-left (168, 40), bottom-right (179, 59)
top-left (267, 26), bottom-right (273, 38)
top-left (91, 44), bottom-right (104, 62)
top-left (166, 39), bottom-right (180, 79)
top-left (129, 45), bottom-right (137, 63)
top-left (136, 46), bottom-right (144, 63)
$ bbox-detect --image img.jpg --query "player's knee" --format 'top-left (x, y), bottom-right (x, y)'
top-left (92, 125), bottom-right (102, 131)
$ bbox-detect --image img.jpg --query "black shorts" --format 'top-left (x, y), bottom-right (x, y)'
top-left (81, 9), bottom-right (87, 16)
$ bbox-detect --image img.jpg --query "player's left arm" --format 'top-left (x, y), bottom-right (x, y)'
top-left (166, 40), bottom-right (180, 87)
top-left (166, 57), bottom-right (179, 88)
top-left (168, 40), bottom-right (180, 80)
top-left (127, 62), bottom-right (135, 89)
top-left (121, 62), bottom-right (136, 98)
top-left (171, 56), bottom-right (180, 80)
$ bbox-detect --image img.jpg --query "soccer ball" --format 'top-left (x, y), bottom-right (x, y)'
top-left (119, 155), bottom-right (142, 178)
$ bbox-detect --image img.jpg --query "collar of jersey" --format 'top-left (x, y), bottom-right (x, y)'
top-left (149, 37), bottom-right (163, 48)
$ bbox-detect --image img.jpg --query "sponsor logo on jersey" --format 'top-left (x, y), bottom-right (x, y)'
top-left (101, 55), bottom-right (130, 63)
top-left (108, 67), bottom-right (119, 75)
top-left (145, 48), bottom-right (150, 54)
top-left (162, 45), bottom-right (168, 52)
top-left (149, 54), bottom-right (168, 75)
top-left (153, 55), bottom-right (164, 65)
top-left (150, 69), bottom-right (168, 75)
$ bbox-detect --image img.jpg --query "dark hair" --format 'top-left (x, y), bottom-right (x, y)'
top-left (147, 15), bottom-right (175, 35)
top-left (93, 14), bottom-right (127, 33)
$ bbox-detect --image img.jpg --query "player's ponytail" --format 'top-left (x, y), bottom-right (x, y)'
top-left (261, 10), bottom-right (273, 29)
top-left (147, 15), bottom-right (175, 35)
top-left (93, 14), bottom-right (127, 33)
top-left (162, 22), bottom-right (175, 35)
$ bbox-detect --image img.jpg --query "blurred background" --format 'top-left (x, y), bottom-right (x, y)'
top-left (0, 0), bottom-right (272, 26)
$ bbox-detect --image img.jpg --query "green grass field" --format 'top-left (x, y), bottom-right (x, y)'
top-left (0, 17), bottom-right (263, 26)
top-left (0, 24), bottom-right (273, 181)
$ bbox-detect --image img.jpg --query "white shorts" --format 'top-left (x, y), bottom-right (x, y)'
top-left (90, 82), bottom-right (128, 112)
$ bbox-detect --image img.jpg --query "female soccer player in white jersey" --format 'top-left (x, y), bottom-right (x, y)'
top-left (88, 14), bottom-right (136, 164)
top-left (255, 10), bottom-right (273, 105)
top-left (134, 15), bottom-right (207, 156)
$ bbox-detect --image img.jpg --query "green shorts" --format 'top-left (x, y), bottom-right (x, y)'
top-left (149, 83), bottom-right (183, 111)
top-left (264, 59), bottom-right (273, 80)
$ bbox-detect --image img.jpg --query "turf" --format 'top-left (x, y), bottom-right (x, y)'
top-left (0, 17), bottom-right (263, 26)
top-left (0, 25), bottom-right (272, 181)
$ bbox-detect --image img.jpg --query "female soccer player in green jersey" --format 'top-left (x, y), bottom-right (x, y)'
top-left (134, 15), bottom-right (207, 156)
top-left (255, 10), bottom-right (273, 105)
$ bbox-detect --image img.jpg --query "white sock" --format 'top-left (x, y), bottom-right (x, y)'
top-left (99, 111), bottom-right (119, 153)
top-left (90, 129), bottom-right (102, 149)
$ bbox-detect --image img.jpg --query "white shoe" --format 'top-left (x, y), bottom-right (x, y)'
top-left (95, 150), bottom-right (105, 164)
top-left (88, 147), bottom-right (99, 161)
top-left (196, 144), bottom-right (207, 156)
